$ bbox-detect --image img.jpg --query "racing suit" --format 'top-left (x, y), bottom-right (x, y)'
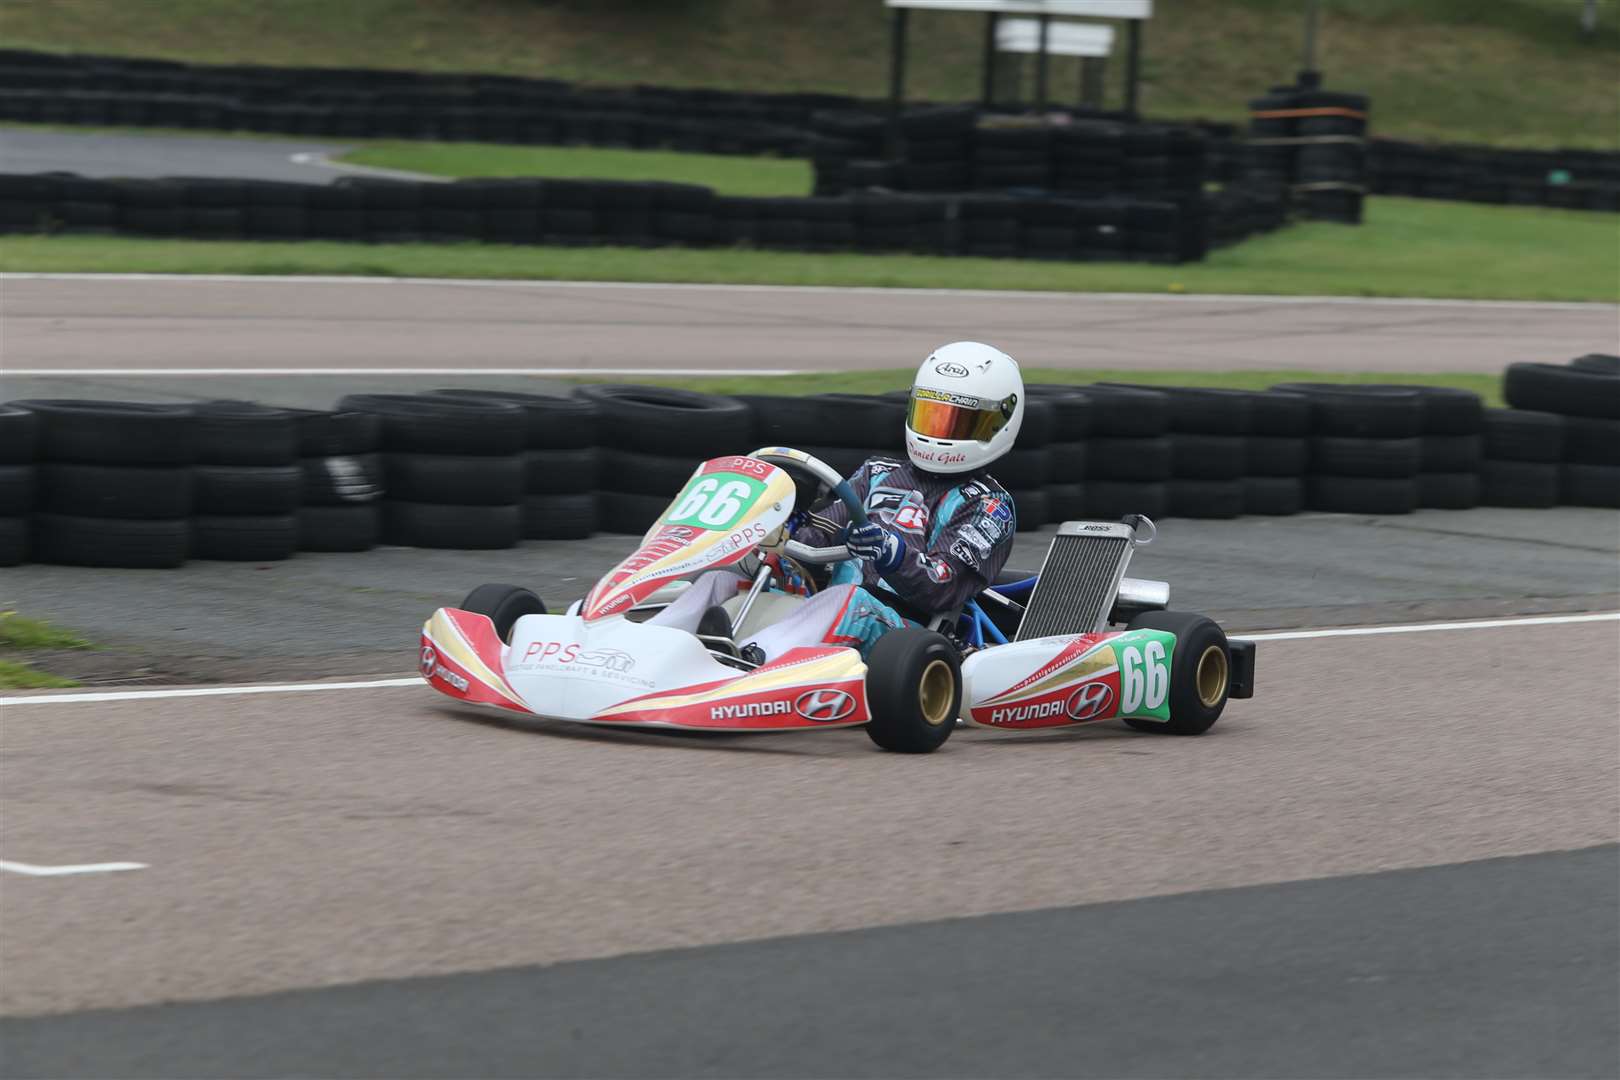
top-left (765, 456), bottom-right (1017, 657)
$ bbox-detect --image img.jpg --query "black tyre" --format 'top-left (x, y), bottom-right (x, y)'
top-left (1481, 461), bottom-right (1557, 508)
top-left (1169, 434), bottom-right (1245, 480)
top-left (1009, 488), bottom-right (1049, 531)
top-left (1561, 464), bottom-right (1620, 508)
top-left (864, 628), bottom-right (960, 754)
top-left (1309, 436), bottom-right (1421, 478)
top-left (1249, 391), bottom-right (1311, 437)
top-left (598, 492), bottom-right (671, 535)
top-left (1504, 363), bottom-right (1620, 420)
top-left (460, 584), bottom-right (548, 643)
top-left (0, 405), bottom-right (38, 464)
top-left (1046, 482), bottom-right (1086, 521)
top-left (383, 453), bottom-right (523, 506)
top-left (383, 501), bottom-right (521, 550)
top-left (1074, 386), bottom-right (1169, 437)
top-left (522, 492), bottom-right (598, 540)
top-left (1122, 610), bottom-right (1230, 736)
top-left (430, 389), bottom-right (597, 449)
top-left (194, 464), bottom-right (302, 515)
top-left (1244, 436), bottom-right (1308, 476)
top-left (10, 400), bottom-right (197, 464)
top-left (301, 454), bottom-right (384, 506)
top-left (1084, 481), bottom-right (1168, 519)
top-left (0, 516), bottom-right (26, 566)
top-left (0, 464), bottom-right (34, 514)
top-left (522, 447), bottom-right (600, 494)
top-left (290, 408), bottom-right (382, 457)
top-left (38, 463), bottom-right (192, 519)
top-left (1563, 417), bottom-right (1620, 466)
top-left (34, 514), bottom-right (188, 568)
top-left (1417, 472), bottom-right (1482, 510)
top-left (1241, 476), bottom-right (1305, 516)
top-left (1049, 441), bottom-right (1086, 479)
top-left (574, 384), bottom-right (753, 457)
top-left (601, 449), bottom-right (707, 496)
top-left (1420, 434), bottom-right (1484, 473)
top-left (1167, 479), bottom-right (1243, 519)
top-left (1270, 384), bottom-right (1424, 438)
top-left (1087, 437), bottom-right (1172, 481)
top-left (337, 394), bottom-right (527, 455)
top-left (1025, 386), bottom-right (1092, 440)
top-left (1570, 353), bottom-right (1620, 376)
top-left (191, 514), bottom-right (299, 561)
top-left (195, 400), bottom-right (299, 465)
top-left (1482, 408), bottom-right (1563, 463)
top-left (297, 504), bottom-right (380, 552)
top-left (1097, 384), bottom-right (1251, 435)
top-left (1307, 475), bottom-right (1418, 515)
top-left (996, 448), bottom-right (1051, 488)
top-left (812, 394), bottom-right (911, 449)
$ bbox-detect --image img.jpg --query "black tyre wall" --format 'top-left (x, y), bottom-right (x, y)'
top-left (10, 400), bottom-right (198, 464)
top-left (576, 384), bottom-right (753, 457)
top-left (34, 514), bottom-right (188, 568)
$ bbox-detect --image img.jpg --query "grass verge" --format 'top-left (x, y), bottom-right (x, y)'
top-left (2, 199), bottom-right (1615, 302)
top-left (617, 369), bottom-right (1505, 406)
top-left (342, 142), bottom-right (813, 197)
top-left (0, 612), bottom-right (89, 689)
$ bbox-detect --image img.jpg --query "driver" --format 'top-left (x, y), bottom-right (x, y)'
top-left (740, 341), bottom-right (1025, 660)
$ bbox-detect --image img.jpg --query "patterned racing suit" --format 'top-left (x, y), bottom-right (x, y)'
top-left (767, 456), bottom-right (1017, 657)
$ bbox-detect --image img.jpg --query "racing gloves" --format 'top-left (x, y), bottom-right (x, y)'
top-left (844, 521), bottom-right (906, 574)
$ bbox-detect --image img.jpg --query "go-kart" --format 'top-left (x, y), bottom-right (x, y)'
top-left (419, 447), bottom-right (1255, 753)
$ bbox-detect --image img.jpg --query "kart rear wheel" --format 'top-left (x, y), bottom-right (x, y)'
top-left (1122, 610), bottom-right (1229, 736)
top-left (460, 583), bottom-right (547, 644)
top-left (864, 629), bottom-right (961, 754)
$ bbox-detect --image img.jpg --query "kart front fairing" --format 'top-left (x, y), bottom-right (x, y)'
top-left (420, 453), bottom-right (874, 731)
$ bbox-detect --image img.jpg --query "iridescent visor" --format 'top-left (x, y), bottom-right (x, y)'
top-left (908, 392), bottom-right (1012, 441)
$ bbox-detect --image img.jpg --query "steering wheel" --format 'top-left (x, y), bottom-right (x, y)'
top-left (748, 447), bottom-right (868, 566)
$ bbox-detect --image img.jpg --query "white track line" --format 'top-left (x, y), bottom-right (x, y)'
top-left (3, 368), bottom-right (808, 377)
top-left (1, 272), bottom-right (1611, 309)
top-left (0, 859), bottom-right (147, 876)
top-left (1, 612), bottom-right (1614, 710)
top-left (287, 150), bottom-right (445, 183)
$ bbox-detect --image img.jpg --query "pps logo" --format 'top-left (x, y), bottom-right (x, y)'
top-left (933, 361), bottom-right (969, 378)
top-left (419, 645), bottom-right (437, 677)
top-left (794, 688), bottom-right (858, 722)
top-left (1065, 681), bottom-right (1115, 722)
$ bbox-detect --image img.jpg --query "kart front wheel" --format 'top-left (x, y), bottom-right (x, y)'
top-left (1122, 610), bottom-right (1229, 735)
top-left (460, 583), bottom-right (547, 644)
top-left (864, 629), bottom-right (961, 754)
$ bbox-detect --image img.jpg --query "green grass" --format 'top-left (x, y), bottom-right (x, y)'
top-left (0, 612), bottom-right (89, 690)
top-left (3, 198), bottom-right (1614, 303)
top-left (619, 368), bottom-right (1506, 405)
top-left (343, 143), bottom-right (814, 197)
top-left (1, 0), bottom-right (1614, 148)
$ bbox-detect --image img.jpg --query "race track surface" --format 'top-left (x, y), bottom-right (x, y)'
top-left (5, 274), bottom-right (1615, 377)
top-left (2, 617), bottom-right (1617, 1075)
top-left (0, 128), bottom-right (361, 184)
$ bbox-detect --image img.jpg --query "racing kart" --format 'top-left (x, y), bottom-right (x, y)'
top-left (419, 447), bottom-right (1256, 753)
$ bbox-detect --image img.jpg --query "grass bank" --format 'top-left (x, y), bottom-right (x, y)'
top-left (2, 0), bottom-right (1614, 149)
top-left (3, 199), bottom-right (1614, 303)
top-left (0, 612), bottom-right (89, 690)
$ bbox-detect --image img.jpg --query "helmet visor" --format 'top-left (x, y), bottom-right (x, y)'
top-left (908, 389), bottom-right (1017, 442)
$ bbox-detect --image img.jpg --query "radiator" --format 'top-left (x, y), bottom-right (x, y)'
top-left (1014, 522), bottom-right (1137, 640)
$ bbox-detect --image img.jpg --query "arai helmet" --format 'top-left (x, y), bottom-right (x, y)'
top-left (903, 341), bottom-right (1025, 475)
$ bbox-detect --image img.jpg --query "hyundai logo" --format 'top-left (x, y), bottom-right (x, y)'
top-left (794, 688), bottom-right (858, 722)
top-left (419, 645), bottom-right (437, 676)
top-left (1065, 681), bottom-right (1114, 721)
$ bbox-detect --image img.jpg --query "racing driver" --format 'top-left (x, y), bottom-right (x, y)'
top-left (657, 341), bottom-right (1024, 661)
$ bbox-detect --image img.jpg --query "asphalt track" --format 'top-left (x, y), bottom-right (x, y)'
top-left (5, 274), bottom-right (1616, 378)
top-left (0, 128), bottom-right (379, 184)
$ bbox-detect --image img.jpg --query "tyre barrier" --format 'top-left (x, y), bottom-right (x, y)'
top-left (0, 362), bottom-right (1608, 568)
top-left (1245, 87), bottom-right (1371, 225)
top-left (0, 171), bottom-right (1262, 265)
top-left (1366, 140), bottom-right (1620, 214)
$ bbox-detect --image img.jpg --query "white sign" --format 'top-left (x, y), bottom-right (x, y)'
top-left (997, 18), bottom-right (1116, 56)
top-left (887, 1), bottom-right (1151, 20)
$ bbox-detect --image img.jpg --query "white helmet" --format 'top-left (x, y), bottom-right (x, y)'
top-left (904, 341), bottom-right (1025, 475)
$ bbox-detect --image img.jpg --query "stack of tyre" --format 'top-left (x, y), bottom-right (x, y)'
top-left (1410, 387), bottom-right (1485, 510)
top-left (1102, 385), bottom-right (1249, 520)
top-left (1503, 356), bottom-right (1620, 508)
top-left (13, 399), bottom-right (195, 568)
top-left (190, 401), bottom-right (301, 561)
top-left (577, 385), bottom-right (754, 535)
top-left (972, 126), bottom-right (1051, 190)
top-left (294, 407), bottom-right (385, 551)
top-left (1076, 386), bottom-right (1171, 519)
top-left (0, 406), bottom-right (35, 566)
top-left (995, 396), bottom-right (1053, 531)
top-left (1241, 390), bottom-right (1311, 516)
top-left (894, 106), bottom-right (977, 192)
top-left (1276, 384), bottom-right (1422, 514)
top-left (1027, 386), bottom-right (1090, 524)
top-left (1479, 407), bottom-right (1562, 509)
top-left (1051, 123), bottom-right (1123, 197)
top-left (430, 390), bottom-right (600, 540)
top-left (339, 394), bottom-right (527, 550)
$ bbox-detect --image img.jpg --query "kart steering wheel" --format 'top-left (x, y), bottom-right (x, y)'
top-left (748, 446), bottom-right (868, 565)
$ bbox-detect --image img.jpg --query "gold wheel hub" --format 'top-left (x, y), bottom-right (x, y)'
top-left (1195, 644), bottom-right (1229, 708)
top-left (918, 659), bottom-right (955, 726)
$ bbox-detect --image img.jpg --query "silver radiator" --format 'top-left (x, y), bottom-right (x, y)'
top-left (1014, 522), bottom-right (1138, 640)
